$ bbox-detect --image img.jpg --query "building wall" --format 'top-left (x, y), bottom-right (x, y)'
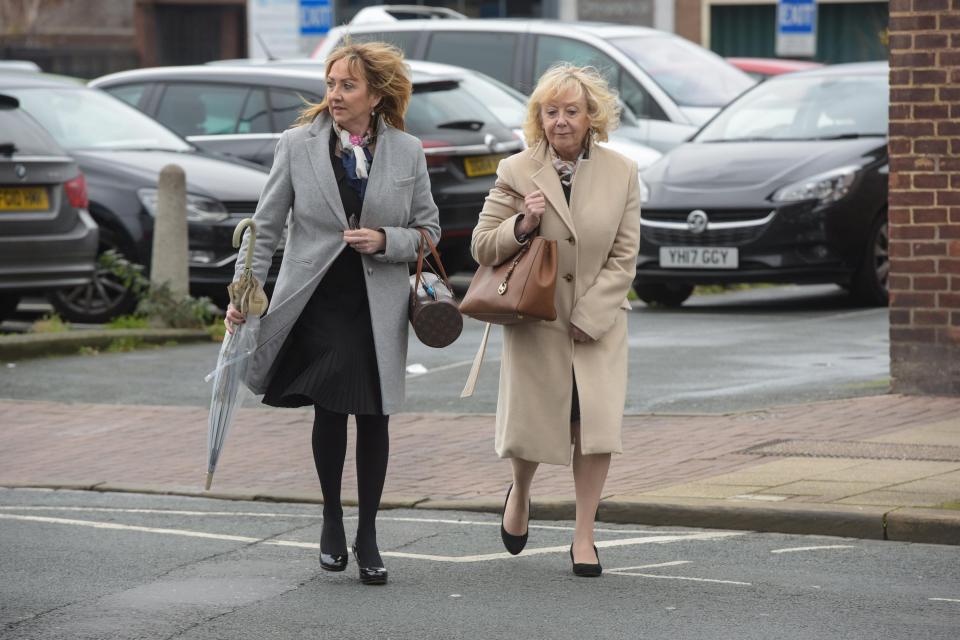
top-left (576, 0), bottom-right (655, 26)
top-left (0, 0), bottom-right (138, 77)
top-left (887, 0), bottom-right (960, 395)
top-left (675, 0), bottom-right (703, 43)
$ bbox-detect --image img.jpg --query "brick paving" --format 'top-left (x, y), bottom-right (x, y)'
top-left (2, 394), bottom-right (959, 503)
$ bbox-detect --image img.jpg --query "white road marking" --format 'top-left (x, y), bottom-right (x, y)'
top-left (609, 572), bottom-right (752, 586)
top-left (0, 506), bottom-right (703, 535)
top-left (405, 358), bottom-right (483, 379)
top-left (608, 561), bottom-right (692, 572)
top-left (0, 506), bottom-right (320, 519)
top-left (770, 545), bottom-right (856, 554)
top-left (0, 513), bottom-right (741, 563)
top-left (928, 598), bottom-right (960, 603)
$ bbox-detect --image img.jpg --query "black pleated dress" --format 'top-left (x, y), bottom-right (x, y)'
top-left (261, 132), bottom-right (383, 415)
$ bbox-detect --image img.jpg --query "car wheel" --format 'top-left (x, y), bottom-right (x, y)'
top-left (633, 280), bottom-right (695, 307)
top-left (850, 211), bottom-right (889, 307)
top-left (0, 293), bottom-right (21, 322)
top-left (48, 225), bottom-right (139, 323)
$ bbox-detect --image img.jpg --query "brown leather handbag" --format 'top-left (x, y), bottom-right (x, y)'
top-left (459, 235), bottom-right (558, 324)
top-left (408, 229), bottom-right (462, 348)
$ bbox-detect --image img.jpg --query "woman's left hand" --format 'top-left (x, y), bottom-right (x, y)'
top-left (570, 324), bottom-right (594, 343)
top-left (344, 228), bottom-right (386, 254)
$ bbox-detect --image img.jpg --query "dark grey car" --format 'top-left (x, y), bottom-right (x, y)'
top-left (0, 94), bottom-right (98, 321)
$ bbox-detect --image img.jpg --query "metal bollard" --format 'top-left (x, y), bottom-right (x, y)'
top-left (150, 164), bottom-right (190, 298)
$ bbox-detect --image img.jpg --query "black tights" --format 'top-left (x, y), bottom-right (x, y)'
top-left (312, 405), bottom-right (389, 566)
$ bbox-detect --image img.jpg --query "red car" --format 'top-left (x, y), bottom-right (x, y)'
top-left (727, 57), bottom-right (824, 81)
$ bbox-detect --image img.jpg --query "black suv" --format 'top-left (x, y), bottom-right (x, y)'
top-left (90, 62), bottom-right (524, 273)
top-left (0, 70), bottom-right (272, 321)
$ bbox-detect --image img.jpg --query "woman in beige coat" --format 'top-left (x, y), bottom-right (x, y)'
top-left (471, 64), bottom-right (640, 577)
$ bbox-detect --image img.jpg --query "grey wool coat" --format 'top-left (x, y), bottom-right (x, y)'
top-left (234, 112), bottom-right (440, 414)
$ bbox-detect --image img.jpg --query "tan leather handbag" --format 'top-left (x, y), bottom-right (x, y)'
top-left (409, 229), bottom-right (462, 348)
top-left (459, 235), bottom-right (558, 324)
top-left (459, 233), bottom-right (558, 397)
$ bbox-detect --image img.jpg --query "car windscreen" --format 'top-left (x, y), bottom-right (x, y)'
top-left (6, 87), bottom-right (191, 152)
top-left (608, 36), bottom-right (754, 108)
top-left (406, 80), bottom-right (507, 138)
top-left (457, 73), bottom-right (526, 129)
top-left (0, 107), bottom-right (64, 155)
top-left (695, 74), bottom-right (889, 143)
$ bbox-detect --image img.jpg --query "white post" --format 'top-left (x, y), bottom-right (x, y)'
top-left (150, 164), bottom-right (189, 298)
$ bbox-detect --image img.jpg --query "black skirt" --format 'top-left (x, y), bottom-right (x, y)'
top-left (262, 246), bottom-right (383, 414)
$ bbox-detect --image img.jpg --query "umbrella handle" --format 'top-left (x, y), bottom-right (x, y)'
top-left (233, 218), bottom-right (257, 271)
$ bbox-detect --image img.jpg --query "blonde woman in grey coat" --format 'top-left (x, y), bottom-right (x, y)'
top-left (226, 42), bottom-right (440, 586)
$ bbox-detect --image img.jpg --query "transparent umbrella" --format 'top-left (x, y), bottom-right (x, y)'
top-left (204, 218), bottom-right (268, 490)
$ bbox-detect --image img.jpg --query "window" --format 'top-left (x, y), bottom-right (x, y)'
top-left (425, 31), bottom-right (517, 86)
top-left (534, 35), bottom-right (666, 122)
top-left (238, 89), bottom-right (270, 134)
top-left (105, 83), bottom-right (149, 109)
top-left (337, 30), bottom-right (420, 56)
top-left (405, 81), bottom-right (500, 139)
top-left (270, 89), bottom-right (319, 131)
top-left (156, 83), bottom-right (251, 137)
top-left (0, 108), bottom-right (62, 155)
top-left (534, 36), bottom-right (619, 88)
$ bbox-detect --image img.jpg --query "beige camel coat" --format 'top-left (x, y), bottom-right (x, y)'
top-left (471, 140), bottom-right (641, 465)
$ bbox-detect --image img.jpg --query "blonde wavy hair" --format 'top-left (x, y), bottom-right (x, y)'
top-left (523, 64), bottom-right (620, 147)
top-left (296, 41), bottom-right (412, 130)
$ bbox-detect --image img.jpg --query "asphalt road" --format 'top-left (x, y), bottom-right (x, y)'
top-left (0, 284), bottom-right (889, 414)
top-left (1, 489), bottom-right (957, 640)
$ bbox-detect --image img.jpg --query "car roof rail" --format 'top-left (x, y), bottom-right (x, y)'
top-left (350, 4), bottom-right (467, 24)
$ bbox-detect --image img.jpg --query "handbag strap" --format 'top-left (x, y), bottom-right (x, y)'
top-left (460, 321), bottom-right (492, 398)
top-left (414, 228), bottom-right (452, 293)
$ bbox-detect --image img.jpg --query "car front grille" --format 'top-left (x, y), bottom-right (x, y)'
top-left (644, 226), bottom-right (765, 246)
top-left (641, 208), bottom-right (773, 246)
top-left (642, 208), bottom-right (771, 223)
top-left (223, 201), bottom-right (259, 216)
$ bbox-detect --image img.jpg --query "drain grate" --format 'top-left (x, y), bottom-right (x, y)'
top-left (740, 439), bottom-right (960, 463)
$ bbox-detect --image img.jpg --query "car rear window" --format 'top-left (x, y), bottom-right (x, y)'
top-left (0, 108), bottom-right (63, 155)
top-left (424, 31), bottom-right (517, 87)
top-left (405, 80), bottom-right (502, 139)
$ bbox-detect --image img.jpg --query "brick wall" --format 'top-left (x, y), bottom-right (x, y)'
top-left (674, 0), bottom-right (703, 44)
top-left (888, 0), bottom-right (960, 395)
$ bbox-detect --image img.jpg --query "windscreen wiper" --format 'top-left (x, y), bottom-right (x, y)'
top-left (0, 142), bottom-right (17, 155)
top-left (813, 133), bottom-right (886, 140)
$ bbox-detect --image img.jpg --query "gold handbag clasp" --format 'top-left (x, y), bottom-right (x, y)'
top-left (497, 281), bottom-right (508, 295)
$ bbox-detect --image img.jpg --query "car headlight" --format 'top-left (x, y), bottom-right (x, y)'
top-left (137, 188), bottom-right (229, 222)
top-left (638, 175), bottom-right (650, 204)
top-left (772, 166), bottom-right (860, 206)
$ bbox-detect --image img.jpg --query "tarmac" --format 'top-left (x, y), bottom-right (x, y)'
top-left (1, 392), bottom-right (958, 546)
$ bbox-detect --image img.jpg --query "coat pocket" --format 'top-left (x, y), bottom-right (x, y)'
top-left (394, 176), bottom-right (416, 187)
top-left (286, 255), bottom-right (313, 266)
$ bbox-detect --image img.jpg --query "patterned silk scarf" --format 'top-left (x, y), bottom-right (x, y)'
top-left (334, 123), bottom-right (375, 198)
top-left (548, 141), bottom-right (589, 188)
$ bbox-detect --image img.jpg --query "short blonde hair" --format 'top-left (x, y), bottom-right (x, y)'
top-left (523, 64), bottom-right (620, 147)
top-left (297, 41), bottom-right (412, 130)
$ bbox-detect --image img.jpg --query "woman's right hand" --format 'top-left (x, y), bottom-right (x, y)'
top-left (224, 303), bottom-right (245, 334)
top-left (516, 189), bottom-right (545, 238)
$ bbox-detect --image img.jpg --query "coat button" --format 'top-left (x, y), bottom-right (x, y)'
top-left (563, 273), bottom-right (574, 282)
top-left (567, 237), bottom-right (575, 245)
top-left (367, 267), bottom-right (373, 275)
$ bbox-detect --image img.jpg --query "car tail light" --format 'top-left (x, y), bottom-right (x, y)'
top-left (64, 173), bottom-right (89, 209)
top-left (421, 139), bottom-right (451, 173)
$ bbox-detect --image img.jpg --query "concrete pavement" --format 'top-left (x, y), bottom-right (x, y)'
top-left (1, 393), bottom-right (958, 545)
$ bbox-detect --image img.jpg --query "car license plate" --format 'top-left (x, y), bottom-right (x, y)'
top-left (463, 154), bottom-right (507, 178)
top-left (0, 186), bottom-right (49, 211)
top-left (659, 246), bottom-right (738, 269)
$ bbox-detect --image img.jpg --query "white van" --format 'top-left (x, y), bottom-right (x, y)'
top-left (312, 19), bottom-right (755, 152)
